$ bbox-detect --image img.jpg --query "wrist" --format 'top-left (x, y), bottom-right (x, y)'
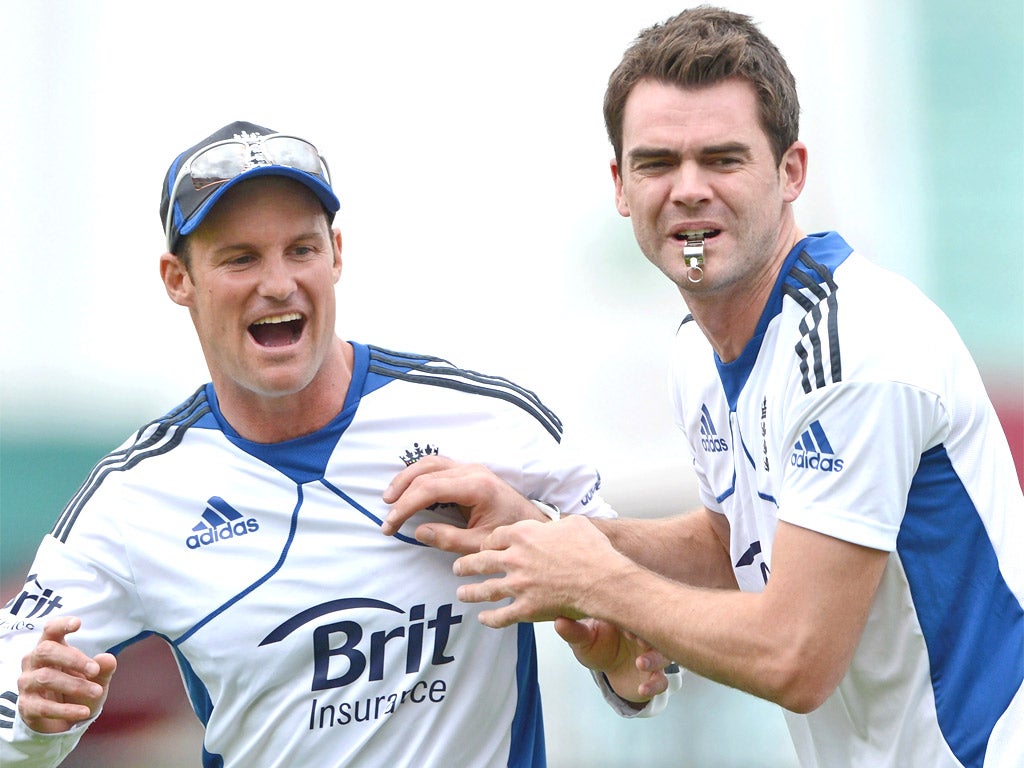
top-left (600, 672), bottom-right (650, 708)
top-left (529, 499), bottom-right (560, 521)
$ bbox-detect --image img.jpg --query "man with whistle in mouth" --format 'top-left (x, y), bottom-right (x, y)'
top-left (384, 7), bottom-right (1024, 768)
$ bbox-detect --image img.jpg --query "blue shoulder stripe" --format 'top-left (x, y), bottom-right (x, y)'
top-left (781, 235), bottom-right (850, 394)
top-left (51, 387), bottom-right (212, 542)
top-left (713, 233), bottom-right (851, 408)
top-left (365, 345), bottom-right (564, 443)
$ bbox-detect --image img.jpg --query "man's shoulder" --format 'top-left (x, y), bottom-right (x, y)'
top-left (358, 343), bottom-right (564, 441)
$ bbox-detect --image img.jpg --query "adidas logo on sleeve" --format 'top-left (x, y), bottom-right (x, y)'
top-left (699, 404), bottom-right (730, 453)
top-left (789, 420), bottom-right (845, 473)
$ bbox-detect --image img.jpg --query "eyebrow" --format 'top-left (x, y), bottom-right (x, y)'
top-left (626, 142), bottom-right (753, 164)
top-left (627, 147), bottom-right (679, 164)
top-left (701, 142), bottom-right (753, 158)
top-left (208, 230), bottom-right (328, 256)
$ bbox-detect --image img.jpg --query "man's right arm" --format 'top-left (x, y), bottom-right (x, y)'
top-left (17, 616), bottom-right (116, 734)
top-left (384, 455), bottom-right (738, 595)
top-left (0, 614), bottom-right (115, 767)
top-left (1, 526), bottom-right (138, 766)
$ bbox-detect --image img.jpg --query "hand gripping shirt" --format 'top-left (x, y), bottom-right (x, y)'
top-left (669, 232), bottom-right (1023, 768)
top-left (0, 343), bottom-right (613, 768)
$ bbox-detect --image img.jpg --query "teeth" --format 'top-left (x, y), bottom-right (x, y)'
top-left (679, 229), bottom-right (714, 240)
top-left (252, 312), bottom-right (302, 326)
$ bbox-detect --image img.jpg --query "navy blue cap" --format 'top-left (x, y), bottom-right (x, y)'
top-left (160, 120), bottom-right (340, 252)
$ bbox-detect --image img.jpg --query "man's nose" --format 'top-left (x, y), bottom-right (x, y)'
top-left (669, 163), bottom-right (712, 208)
top-left (258, 256), bottom-right (297, 300)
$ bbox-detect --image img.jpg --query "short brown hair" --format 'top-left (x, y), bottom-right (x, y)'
top-left (603, 6), bottom-right (800, 166)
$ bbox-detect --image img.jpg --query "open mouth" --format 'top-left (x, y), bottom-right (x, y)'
top-left (249, 313), bottom-right (305, 347)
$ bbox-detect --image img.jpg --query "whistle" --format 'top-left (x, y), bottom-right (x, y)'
top-left (683, 237), bottom-right (705, 283)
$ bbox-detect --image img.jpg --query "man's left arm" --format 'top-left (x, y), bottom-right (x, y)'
top-left (455, 516), bottom-right (890, 713)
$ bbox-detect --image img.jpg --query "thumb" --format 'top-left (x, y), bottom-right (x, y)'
top-left (92, 653), bottom-right (118, 686)
top-left (553, 616), bottom-right (594, 647)
top-left (415, 523), bottom-right (487, 555)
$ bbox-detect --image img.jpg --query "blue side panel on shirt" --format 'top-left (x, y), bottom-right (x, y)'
top-left (170, 645), bottom-right (225, 767)
top-left (508, 623), bottom-right (546, 767)
top-left (897, 445), bottom-right (1024, 768)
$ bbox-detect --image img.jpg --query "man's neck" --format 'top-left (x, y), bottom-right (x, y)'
top-left (216, 339), bottom-right (354, 444)
top-left (685, 225), bottom-right (804, 363)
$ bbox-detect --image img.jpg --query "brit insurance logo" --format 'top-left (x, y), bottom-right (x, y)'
top-left (186, 496), bottom-right (260, 550)
top-left (259, 598), bottom-right (463, 731)
top-left (790, 420), bottom-right (844, 473)
top-left (2, 574), bottom-right (65, 631)
top-left (699, 404), bottom-right (729, 453)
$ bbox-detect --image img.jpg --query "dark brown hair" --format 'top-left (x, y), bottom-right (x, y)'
top-left (604, 6), bottom-right (800, 166)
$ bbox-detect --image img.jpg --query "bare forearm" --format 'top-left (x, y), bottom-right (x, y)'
top-left (592, 510), bottom-right (737, 589)
top-left (457, 516), bottom-right (884, 714)
top-left (578, 558), bottom-right (794, 705)
top-left (576, 524), bottom-right (888, 714)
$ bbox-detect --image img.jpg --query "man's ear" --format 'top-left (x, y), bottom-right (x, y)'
top-left (331, 227), bottom-right (343, 284)
top-left (160, 252), bottom-right (194, 307)
top-left (780, 141), bottom-right (808, 203)
top-left (611, 158), bottom-right (630, 218)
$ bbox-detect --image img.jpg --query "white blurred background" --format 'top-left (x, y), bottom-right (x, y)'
top-left (2, 1), bottom-right (1020, 766)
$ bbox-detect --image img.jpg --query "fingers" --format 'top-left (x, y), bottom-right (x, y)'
top-left (452, 541), bottom-right (511, 579)
top-left (383, 459), bottom-right (536, 539)
top-left (454, 574), bottom-right (508, 605)
top-left (636, 648), bottom-right (671, 673)
top-left (631, 648), bottom-right (671, 699)
top-left (449, 549), bottom-right (547, 629)
top-left (414, 523), bottom-right (487, 555)
top-left (92, 652), bottom-right (118, 687)
top-left (382, 456), bottom-right (457, 535)
top-left (383, 456), bottom-right (456, 505)
top-left (383, 457), bottom-right (498, 536)
top-left (18, 617), bottom-right (117, 734)
top-left (38, 614), bottom-right (82, 645)
top-left (473, 606), bottom-right (520, 630)
top-left (23, 617), bottom-right (95, 677)
top-left (637, 673), bottom-right (670, 698)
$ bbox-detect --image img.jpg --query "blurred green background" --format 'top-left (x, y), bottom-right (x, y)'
top-left (1, 1), bottom-right (1020, 766)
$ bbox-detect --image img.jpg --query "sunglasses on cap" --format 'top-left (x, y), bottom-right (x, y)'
top-left (163, 132), bottom-right (333, 251)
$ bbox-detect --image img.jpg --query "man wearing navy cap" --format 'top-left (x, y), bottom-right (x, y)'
top-left (158, 121), bottom-right (348, 444)
top-left (0, 121), bottom-right (668, 767)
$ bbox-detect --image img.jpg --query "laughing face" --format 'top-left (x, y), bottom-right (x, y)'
top-left (611, 77), bottom-right (806, 298)
top-left (161, 176), bottom-right (344, 413)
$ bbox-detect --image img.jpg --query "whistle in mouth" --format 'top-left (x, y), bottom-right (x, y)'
top-left (683, 237), bottom-right (705, 283)
top-left (683, 237), bottom-right (705, 265)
